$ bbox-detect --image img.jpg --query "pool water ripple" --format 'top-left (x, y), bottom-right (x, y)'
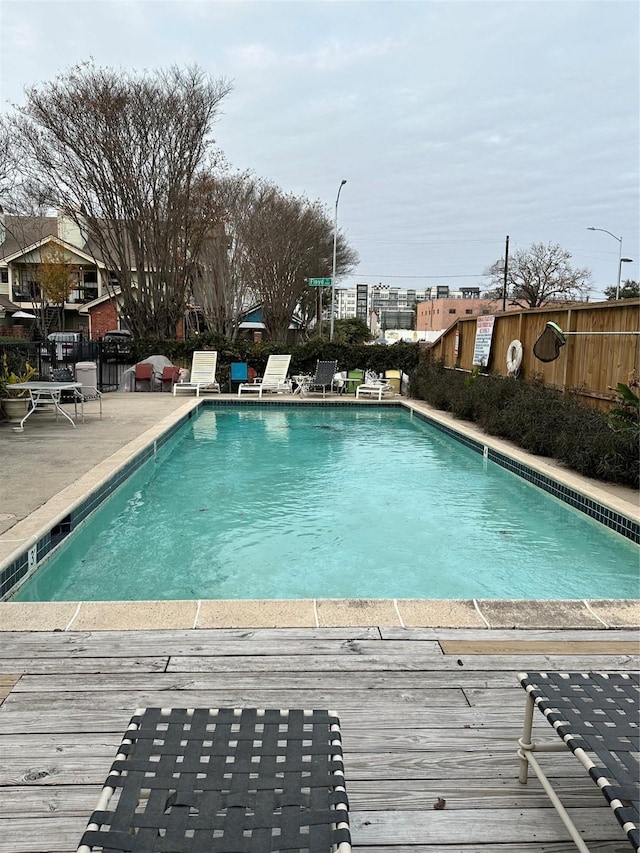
top-left (13, 407), bottom-right (639, 602)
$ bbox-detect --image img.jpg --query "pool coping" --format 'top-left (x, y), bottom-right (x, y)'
top-left (1, 396), bottom-right (638, 631)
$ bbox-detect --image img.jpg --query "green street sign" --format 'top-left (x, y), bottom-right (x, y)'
top-left (308, 277), bottom-right (332, 286)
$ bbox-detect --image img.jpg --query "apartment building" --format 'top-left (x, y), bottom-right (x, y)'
top-left (335, 284), bottom-right (430, 326)
top-left (335, 283), bottom-right (497, 332)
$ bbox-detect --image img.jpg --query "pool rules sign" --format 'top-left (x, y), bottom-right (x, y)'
top-left (472, 315), bottom-right (495, 367)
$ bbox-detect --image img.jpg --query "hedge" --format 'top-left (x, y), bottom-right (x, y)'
top-left (129, 336), bottom-right (421, 379)
top-left (410, 359), bottom-right (639, 489)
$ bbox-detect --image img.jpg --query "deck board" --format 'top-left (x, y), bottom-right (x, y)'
top-left (0, 626), bottom-right (637, 852)
top-left (0, 675), bottom-right (19, 704)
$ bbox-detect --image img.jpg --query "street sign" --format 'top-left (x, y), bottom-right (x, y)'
top-left (308, 277), bottom-right (332, 286)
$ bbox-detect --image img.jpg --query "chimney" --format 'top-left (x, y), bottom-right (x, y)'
top-left (57, 209), bottom-right (88, 249)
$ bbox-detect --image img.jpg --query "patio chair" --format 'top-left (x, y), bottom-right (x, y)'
top-left (238, 354), bottom-right (292, 397)
top-left (50, 367), bottom-right (76, 403)
top-left (305, 360), bottom-right (339, 398)
top-left (50, 366), bottom-right (101, 420)
top-left (355, 370), bottom-right (394, 400)
top-left (73, 363), bottom-right (103, 419)
top-left (160, 365), bottom-right (180, 393)
top-left (172, 351), bottom-right (220, 397)
top-left (346, 368), bottom-right (364, 394)
top-left (384, 369), bottom-right (402, 395)
top-left (228, 361), bottom-right (250, 393)
top-left (518, 671), bottom-right (640, 853)
top-left (77, 707), bottom-right (351, 853)
top-left (134, 362), bottom-right (154, 392)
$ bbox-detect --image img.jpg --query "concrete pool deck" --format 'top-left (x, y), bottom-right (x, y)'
top-left (0, 391), bottom-right (638, 631)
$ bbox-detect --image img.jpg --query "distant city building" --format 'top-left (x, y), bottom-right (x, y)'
top-left (336, 284), bottom-right (430, 325)
top-left (335, 283), bottom-right (497, 333)
top-left (416, 294), bottom-right (519, 332)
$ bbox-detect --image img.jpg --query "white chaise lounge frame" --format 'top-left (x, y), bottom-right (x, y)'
top-left (172, 351), bottom-right (220, 397)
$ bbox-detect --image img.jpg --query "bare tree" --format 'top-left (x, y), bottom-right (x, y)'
top-left (240, 180), bottom-right (358, 341)
top-left (7, 62), bottom-right (231, 338)
top-left (191, 174), bottom-right (358, 341)
top-left (484, 242), bottom-right (591, 308)
top-left (190, 172), bottom-right (258, 339)
top-left (0, 121), bottom-right (12, 199)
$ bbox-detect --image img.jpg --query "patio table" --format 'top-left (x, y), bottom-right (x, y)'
top-left (293, 374), bottom-right (312, 396)
top-left (10, 381), bottom-right (83, 432)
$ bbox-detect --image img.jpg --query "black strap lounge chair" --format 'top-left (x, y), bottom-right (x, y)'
top-left (518, 671), bottom-right (640, 852)
top-left (78, 707), bottom-right (352, 853)
top-left (307, 360), bottom-right (338, 399)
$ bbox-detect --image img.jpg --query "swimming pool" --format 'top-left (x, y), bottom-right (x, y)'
top-left (12, 405), bottom-right (639, 601)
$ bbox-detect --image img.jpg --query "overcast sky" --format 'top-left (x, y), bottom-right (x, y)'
top-left (1, 0), bottom-right (638, 299)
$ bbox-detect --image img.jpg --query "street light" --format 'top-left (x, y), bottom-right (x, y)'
top-left (329, 179), bottom-right (347, 341)
top-left (619, 258), bottom-right (634, 297)
top-left (587, 226), bottom-right (627, 299)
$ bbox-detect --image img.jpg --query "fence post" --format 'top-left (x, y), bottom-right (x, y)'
top-left (561, 308), bottom-right (575, 394)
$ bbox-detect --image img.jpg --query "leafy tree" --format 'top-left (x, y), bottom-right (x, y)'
top-left (604, 280), bottom-right (639, 300)
top-left (7, 62), bottom-right (231, 338)
top-left (38, 243), bottom-right (77, 330)
top-left (330, 317), bottom-right (373, 345)
top-left (484, 242), bottom-right (591, 308)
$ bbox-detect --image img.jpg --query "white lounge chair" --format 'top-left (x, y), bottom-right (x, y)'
top-left (172, 351), bottom-right (220, 396)
top-left (238, 354), bottom-right (292, 397)
top-left (355, 370), bottom-right (394, 400)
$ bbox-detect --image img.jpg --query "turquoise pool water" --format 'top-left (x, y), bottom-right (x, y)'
top-left (14, 406), bottom-right (639, 601)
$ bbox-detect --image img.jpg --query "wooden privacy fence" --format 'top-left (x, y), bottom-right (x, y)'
top-left (427, 299), bottom-right (640, 412)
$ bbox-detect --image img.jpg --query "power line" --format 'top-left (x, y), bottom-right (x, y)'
top-left (349, 236), bottom-right (505, 246)
top-left (352, 273), bottom-right (487, 279)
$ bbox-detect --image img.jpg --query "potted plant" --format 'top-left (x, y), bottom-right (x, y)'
top-left (0, 354), bottom-right (37, 423)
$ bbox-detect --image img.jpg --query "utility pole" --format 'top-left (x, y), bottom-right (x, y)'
top-left (502, 235), bottom-right (510, 312)
top-left (330, 179), bottom-right (347, 341)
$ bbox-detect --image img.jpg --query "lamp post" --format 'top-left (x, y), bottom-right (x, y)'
top-left (330, 179), bottom-right (347, 341)
top-left (618, 258), bottom-right (634, 297)
top-left (587, 226), bottom-right (626, 299)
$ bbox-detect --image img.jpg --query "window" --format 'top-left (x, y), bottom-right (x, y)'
top-left (0, 268), bottom-right (8, 284)
top-left (449, 308), bottom-right (456, 314)
top-left (465, 309), bottom-right (473, 315)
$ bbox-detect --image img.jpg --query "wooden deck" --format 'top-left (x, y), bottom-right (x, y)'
top-left (0, 625), bottom-right (638, 852)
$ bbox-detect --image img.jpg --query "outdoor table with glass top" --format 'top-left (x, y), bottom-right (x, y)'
top-left (10, 381), bottom-right (83, 432)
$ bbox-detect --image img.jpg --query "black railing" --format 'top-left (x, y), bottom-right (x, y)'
top-left (1, 339), bottom-right (134, 392)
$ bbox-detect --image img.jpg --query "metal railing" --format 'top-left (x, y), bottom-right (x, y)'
top-left (1, 339), bottom-right (134, 392)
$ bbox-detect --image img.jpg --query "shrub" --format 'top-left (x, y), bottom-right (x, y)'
top-left (410, 358), bottom-right (639, 489)
top-left (130, 337), bottom-right (421, 380)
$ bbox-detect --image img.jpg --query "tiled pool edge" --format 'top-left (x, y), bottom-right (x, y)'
top-left (405, 401), bottom-right (640, 543)
top-left (0, 396), bottom-right (638, 630)
top-left (0, 397), bottom-right (202, 599)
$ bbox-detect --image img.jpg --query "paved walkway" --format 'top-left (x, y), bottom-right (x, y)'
top-left (0, 392), bottom-right (193, 534)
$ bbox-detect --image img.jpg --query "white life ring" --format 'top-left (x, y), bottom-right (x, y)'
top-left (506, 339), bottom-right (523, 375)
